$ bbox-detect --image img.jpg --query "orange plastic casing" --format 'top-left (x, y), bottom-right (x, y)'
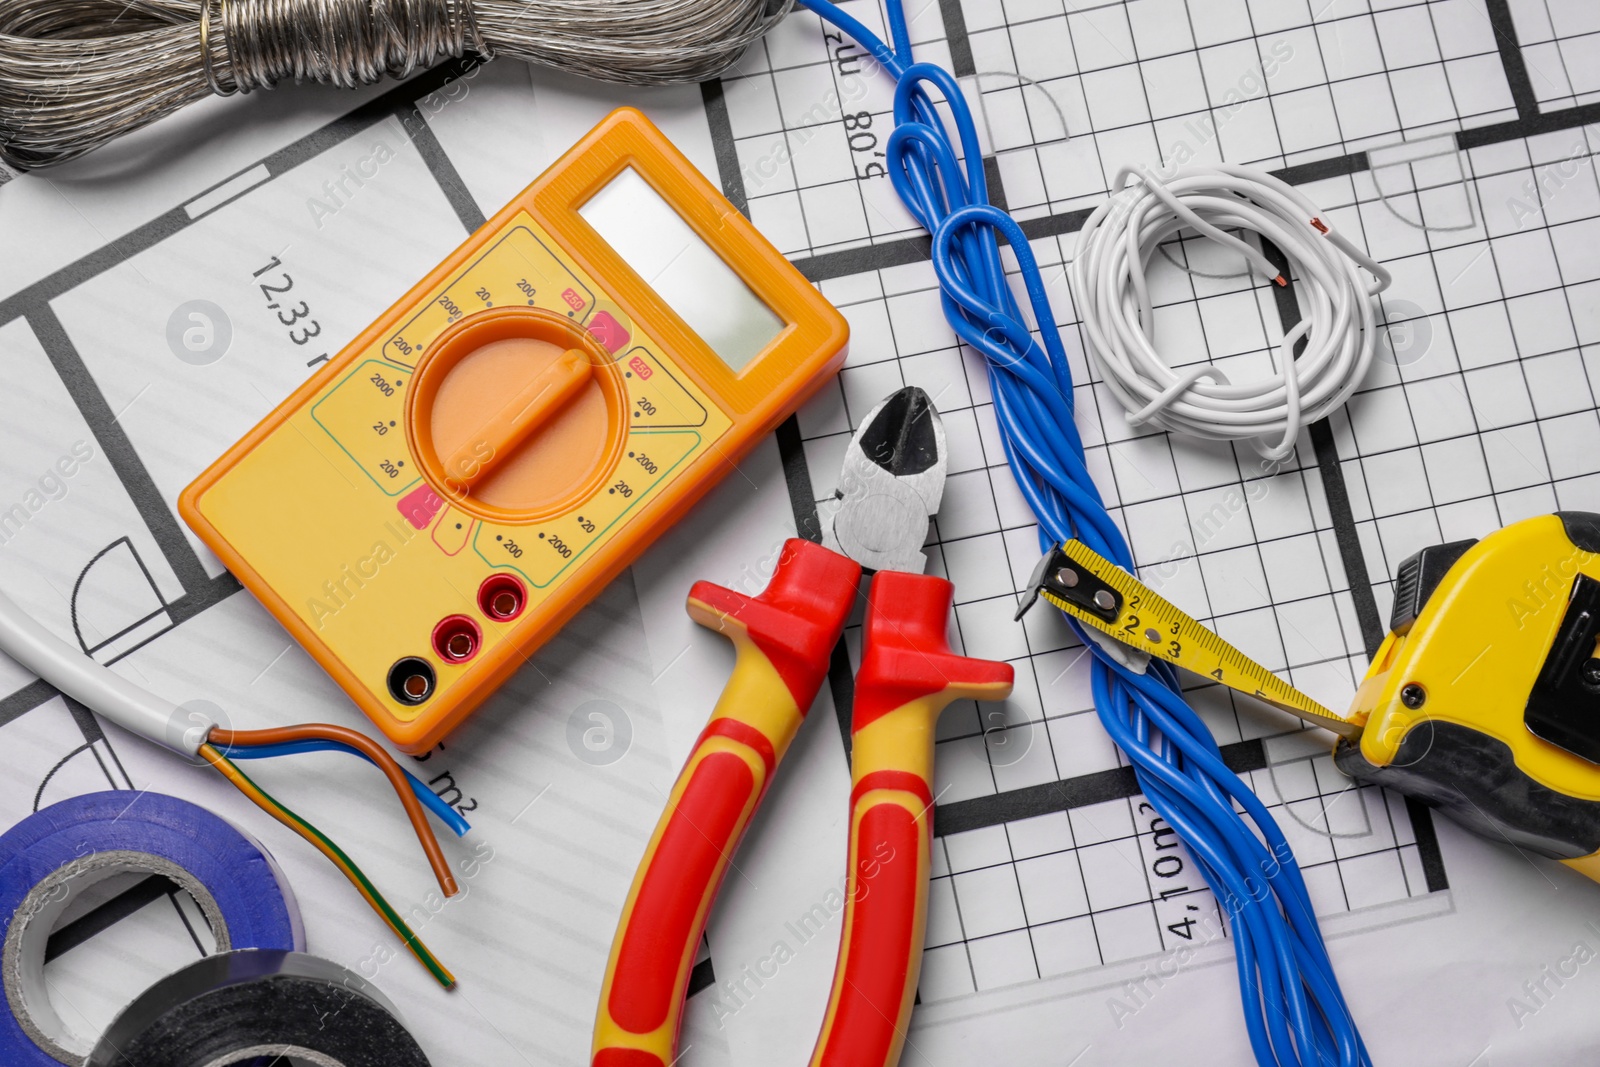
top-left (178, 108), bottom-right (848, 753)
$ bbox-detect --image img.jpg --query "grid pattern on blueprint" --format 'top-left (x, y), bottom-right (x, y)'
top-left (918, 762), bottom-right (1430, 999)
top-left (723, 0), bottom-right (1526, 255)
top-left (962, 0), bottom-right (1519, 219)
top-left (795, 231), bottom-right (1436, 996)
top-left (1507, 0), bottom-right (1600, 111)
top-left (1308, 125), bottom-right (1600, 604)
top-left (716, 0), bottom-right (953, 258)
top-left (717, 0), bottom-right (1600, 1006)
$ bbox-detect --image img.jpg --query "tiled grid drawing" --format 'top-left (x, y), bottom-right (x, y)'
top-left (718, 0), bottom-right (954, 258)
top-left (738, 0), bottom-right (1600, 1004)
top-left (919, 761), bottom-right (1430, 999)
top-left (797, 226), bottom-right (1439, 994)
top-left (2, 0), bottom-right (1598, 1024)
top-left (1507, 0), bottom-right (1600, 112)
top-left (963, 0), bottom-right (1519, 219)
top-left (719, 0), bottom-right (1531, 259)
top-left (736, 0), bottom-right (1600, 990)
top-left (1313, 125), bottom-right (1600, 608)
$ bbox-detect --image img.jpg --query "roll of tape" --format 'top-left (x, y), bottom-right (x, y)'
top-left (87, 949), bottom-right (431, 1067)
top-left (0, 791), bottom-right (303, 1065)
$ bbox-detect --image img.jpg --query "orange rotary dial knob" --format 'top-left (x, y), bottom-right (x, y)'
top-left (404, 306), bottom-right (627, 522)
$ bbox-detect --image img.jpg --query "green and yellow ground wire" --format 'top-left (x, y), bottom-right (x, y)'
top-left (199, 742), bottom-right (456, 988)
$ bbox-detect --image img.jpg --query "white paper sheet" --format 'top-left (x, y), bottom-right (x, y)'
top-left (3, 1), bottom-right (1600, 1063)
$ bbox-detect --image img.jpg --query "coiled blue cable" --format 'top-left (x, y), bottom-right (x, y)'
top-left (792, 1), bottom-right (1369, 1062)
top-left (221, 740), bottom-right (472, 838)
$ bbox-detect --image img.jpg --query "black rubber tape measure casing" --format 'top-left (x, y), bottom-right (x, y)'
top-left (87, 949), bottom-right (429, 1066)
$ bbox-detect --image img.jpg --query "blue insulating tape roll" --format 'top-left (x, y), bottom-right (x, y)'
top-left (0, 791), bottom-right (304, 1065)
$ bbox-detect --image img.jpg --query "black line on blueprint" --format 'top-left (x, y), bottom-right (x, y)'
top-left (0, 60), bottom-right (479, 329)
top-left (44, 874), bottom-right (182, 963)
top-left (1482, 0), bottom-right (1538, 121)
top-left (1274, 152), bottom-right (1369, 186)
top-left (795, 234), bottom-right (935, 282)
top-left (937, 738), bottom-right (1268, 835)
top-left (982, 156), bottom-right (1009, 212)
top-left (935, 0), bottom-right (976, 77)
top-left (936, 0), bottom-right (1013, 216)
top-left (64, 696), bottom-right (104, 744)
top-left (1457, 102), bottom-right (1600, 151)
top-left (773, 413), bottom-right (857, 754)
top-left (1258, 239), bottom-right (1447, 891)
top-left (774, 415), bottom-right (823, 544)
top-left (1307, 421), bottom-right (1382, 655)
top-left (402, 103), bottom-right (488, 233)
top-left (261, 58), bottom-right (485, 181)
top-left (826, 638), bottom-right (857, 759)
top-left (1016, 207), bottom-right (1095, 242)
top-left (702, 80), bottom-right (750, 219)
top-left (0, 680), bottom-right (59, 730)
top-left (791, 153), bottom-right (1367, 283)
top-left (63, 691), bottom-right (135, 792)
top-left (165, 573), bottom-right (242, 625)
top-left (25, 305), bottom-right (214, 599)
top-left (22, 695), bottom-right (129, 809)
top-left (687, 956), bottom-right (717, 997)
top-left (1406, 796), bottom-right (1450, 892)
top-left (169, 887), bottom-right (209, 955)
top-left (1258, 240), bottom-right (1383, 654)
top-left (72, 538), bottom-right (160, 654)
top-left (0, 209), bottom-right (191, 328)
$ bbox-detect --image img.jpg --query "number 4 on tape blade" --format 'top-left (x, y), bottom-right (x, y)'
top-left (1022, 540), bottom-right (1362, 740)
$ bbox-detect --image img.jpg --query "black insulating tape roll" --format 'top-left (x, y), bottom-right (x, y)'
top-left (86, 949), bottom-right (431, 1067)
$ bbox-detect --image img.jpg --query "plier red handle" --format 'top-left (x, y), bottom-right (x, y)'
top-left (591, 539), bottom-right (1012, 1067)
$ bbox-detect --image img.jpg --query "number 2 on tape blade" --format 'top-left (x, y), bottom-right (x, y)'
top-left (1038, 540), bottom-right (1360, 739)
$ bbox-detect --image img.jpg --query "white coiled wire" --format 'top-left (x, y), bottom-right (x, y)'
top-left (1072, 163), bottom-right (1391, 462)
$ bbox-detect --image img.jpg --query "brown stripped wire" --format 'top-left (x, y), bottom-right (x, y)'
top-left (210, 723), bottom-right (460, 897)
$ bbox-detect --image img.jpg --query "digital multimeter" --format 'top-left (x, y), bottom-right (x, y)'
top-left (180, 108), bottom-right (848, 753)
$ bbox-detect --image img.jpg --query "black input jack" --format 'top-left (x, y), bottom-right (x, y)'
top-left (388, 657), bottom-right (437, 705)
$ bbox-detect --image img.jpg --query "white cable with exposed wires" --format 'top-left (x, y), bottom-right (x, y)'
top-left (1072, 163), bottom-right (1391, 461)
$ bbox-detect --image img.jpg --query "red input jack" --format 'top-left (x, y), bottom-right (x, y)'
top-left (432, 615), bottom-right (482, 663)
top-left (478, 574), bottom-right (527, 621)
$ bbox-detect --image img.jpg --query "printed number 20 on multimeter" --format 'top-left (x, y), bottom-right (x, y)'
top-left (181, 109), bottom-right (848, 753)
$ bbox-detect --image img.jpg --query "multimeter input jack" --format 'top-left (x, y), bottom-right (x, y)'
top-left (388, 658), bottom-right (437, 706)
top-left (433, 615), bottom-right (482, 663)
top-left (478, 574), bottom-right (527, 622)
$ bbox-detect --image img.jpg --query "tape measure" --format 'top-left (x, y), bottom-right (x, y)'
top-left (181, 108), bottom-right (848, 753)
top-left (1031, 540), bottom-right (1361, 739)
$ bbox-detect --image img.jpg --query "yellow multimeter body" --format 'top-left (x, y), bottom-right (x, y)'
top-left (1338, 512), bottom-right (1600, 877)
top-left (180, 108), bottom-right (848, 753)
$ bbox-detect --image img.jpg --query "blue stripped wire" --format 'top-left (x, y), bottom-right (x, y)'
top-left (221, 740), bottom-right (472, 838)
top-left (792, 1), bottom-right (1370, 1063)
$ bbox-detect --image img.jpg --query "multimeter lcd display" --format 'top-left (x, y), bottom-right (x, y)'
top-left (581, 168), bottom-right (785, 371)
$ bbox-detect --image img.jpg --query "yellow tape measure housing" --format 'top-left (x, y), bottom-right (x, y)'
top-left (1037, 541), bottom-right (1361, 739)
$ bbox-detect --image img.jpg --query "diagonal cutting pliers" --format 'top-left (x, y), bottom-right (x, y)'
top-left (592, 387), bottom-right (1014, 1067)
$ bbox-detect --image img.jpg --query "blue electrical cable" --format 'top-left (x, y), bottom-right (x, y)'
top-left (792, 1), bottom-right (1369, 1062)
top-left (222, 740), bottom-right (472, 838)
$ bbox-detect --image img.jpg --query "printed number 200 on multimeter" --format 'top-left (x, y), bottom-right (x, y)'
top-left (181, 108), bottom-right (848, 753)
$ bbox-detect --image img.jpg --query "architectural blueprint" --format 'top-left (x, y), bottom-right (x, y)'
top-left (2, 0), bottom-right (1600, 1063)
